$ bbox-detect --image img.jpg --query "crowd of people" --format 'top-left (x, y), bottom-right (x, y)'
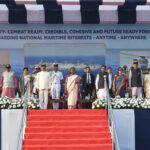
top-left (0, 59), bottom-right (150, 109)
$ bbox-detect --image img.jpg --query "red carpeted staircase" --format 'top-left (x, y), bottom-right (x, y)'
top-left (23, 109), bottom-right (112, 150)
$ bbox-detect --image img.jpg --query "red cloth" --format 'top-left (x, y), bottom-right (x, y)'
top-left (113, 74), bottom-right (119, 81)
top-left (65, 74), bottom-right (71, 82)
top-left (2, 88), bottom-right (15, 98)
top-left (0, 73), bottom-right (3, 88)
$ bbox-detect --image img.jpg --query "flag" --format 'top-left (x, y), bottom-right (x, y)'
top-left (113, 109), bottom-right (150, 150)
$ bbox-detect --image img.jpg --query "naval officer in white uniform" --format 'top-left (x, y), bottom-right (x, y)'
top-left (32, 66), bottom-right (41, 98)
top-left (36, 64), bottom-right (51, 109)
top-left (51, 64), bottom-right (63, 109)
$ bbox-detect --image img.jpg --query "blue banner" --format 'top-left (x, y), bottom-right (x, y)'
top-left (135, 109), bottom-right (150, 150)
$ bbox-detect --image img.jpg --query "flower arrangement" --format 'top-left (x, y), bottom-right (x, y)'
top-left (111, 97), bottom-right (142, 109)
top-left (92, 96), bottom-right (150, 109)
top-left (8, 98), bottom-right (24, 109)
top-left (27, 98), bottom-right (40, 109)
top-left (0, 97), bottom-right (12, 109)
top-left (92, 98), bottom-right (107, 109)
top-left (0, 96), bottom-right (40, 109)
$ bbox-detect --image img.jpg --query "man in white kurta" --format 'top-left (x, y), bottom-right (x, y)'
top-left (51, 64), bottom-right (63, 109)
top-left (36, 64), bottom-right (51, 109)
top-left (0, 64), bottom-right (17, 98)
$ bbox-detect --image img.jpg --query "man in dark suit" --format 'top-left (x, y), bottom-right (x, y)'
top-left (82, 66), bottom-right (95, 99)
top-left (107, 67), bottom-right (114, 98)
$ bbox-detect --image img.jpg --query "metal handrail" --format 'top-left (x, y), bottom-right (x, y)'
top-left (16, 81), bottom-right (31, 150)
top-left (104, 75), bottom-right (120, 150)
top-left (15, 75), bottom-right (120, 150)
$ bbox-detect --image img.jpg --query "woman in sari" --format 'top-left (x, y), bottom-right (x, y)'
top-left (144, 68), bottom-right (150, 98)
top-left (19, 67), bottom-right (33, 97)
top-left (113, 67), bottom-right (128, 97)
top-left (65, 67), bottom-right (81, 109)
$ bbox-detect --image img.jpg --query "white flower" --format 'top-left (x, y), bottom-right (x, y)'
top-left (118, 105), bottom-right (121, 108)
top-left (17, 104), bottom-right (21, 107)
top-left (97, 104), bottom-right (100, 108)
top-left (92, 105), bottom-right (95, 109)
top-left (28, 102), bottom-right (31, 105)
top-left (13, 105), bottom-right (16, 109)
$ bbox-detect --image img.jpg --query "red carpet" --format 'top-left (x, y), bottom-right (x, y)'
top-left (23, 109), bottom-right (112, 150)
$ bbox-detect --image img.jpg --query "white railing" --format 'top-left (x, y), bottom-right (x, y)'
top-left (16, 81), bottom-right (31, 150)
top-left (104, 75), bottom-right (120, 150)
top-left (15, 75), bottom-right (119, 150)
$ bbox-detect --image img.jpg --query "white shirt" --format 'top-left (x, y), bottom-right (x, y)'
top-left (95, 74), bottom-right (99, 90)
top-left (36, 71), bottom-right (51, 90)
top-left (50, 71), bottom-right (63, 84)
top-left (108, 73), bottom-right (112, 89)
top-left (24, 75), bottom-right (31, 86)
top-left (86, 73), bottom-right (91, 84)
top-left (2, 71), bottom-right (15, 88)
top-left (32, 74), bottom-right (38, 93)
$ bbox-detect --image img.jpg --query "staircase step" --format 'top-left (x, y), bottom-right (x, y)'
top-left (23, 138), bottom-right (112, 145)
top-left (24, 109), bottom-right (112, 150)
top-left (25, 126), bottom-right (110, 133)
top-left (28, 109), bottom-right (107, 116)
top-left (23, 144), bottom-right (112, 150)
top-left (24, 132), bottom-right (111, 139)
top-left (27, 120), bottom-right (108, 127)
top-left (27, 115), bottom-right (107, 121)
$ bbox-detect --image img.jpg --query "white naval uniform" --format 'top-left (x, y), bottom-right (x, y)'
top-left (32, 74), bottom-right (38, 96)
top-left (51, 71), bottom-right (63, 109)
top-left (36, 71), bottom-right (51, 109)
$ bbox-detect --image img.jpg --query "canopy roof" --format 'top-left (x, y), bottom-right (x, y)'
top-left (0, 0), bottom-right (150, 24)
top-left (0, 0), bottom-right (149, 5)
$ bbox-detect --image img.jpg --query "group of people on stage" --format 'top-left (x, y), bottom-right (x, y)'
top-left (0, 59), bottom-right (150, 109)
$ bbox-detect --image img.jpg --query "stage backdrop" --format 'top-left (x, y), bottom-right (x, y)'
top-left (24, 43), bottom-right (106, 80)
top-left (0, 24), bottom-right (150, 80)
top-left (1, 24), bottom-right (150, 150)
